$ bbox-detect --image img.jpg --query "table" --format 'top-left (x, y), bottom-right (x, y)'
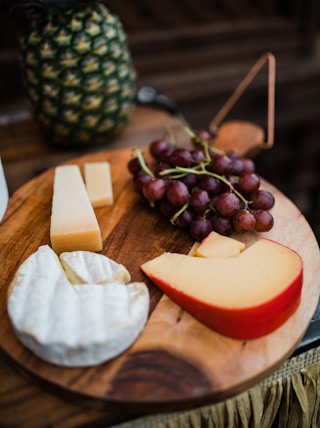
top-left (1, 105), bottom-right (320, 428)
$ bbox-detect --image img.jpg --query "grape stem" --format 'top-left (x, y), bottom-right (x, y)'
top-left (134, 147), bottom-right (154, 177)
top-left (170, 201), bottom-right (189, 225)
top-left (164, 126), bottom-right (178, 147)
top-left (184, 126), bottom-right (223, 158)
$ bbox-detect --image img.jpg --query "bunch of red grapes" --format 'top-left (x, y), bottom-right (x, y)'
top-left (128, 129), bottom-right (275, 241)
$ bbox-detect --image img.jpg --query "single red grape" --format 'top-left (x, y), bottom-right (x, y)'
top-left (241, 158), bottom-right (255, 174)
top-left (159, 198), bottom-right (176, 217)
top-left (215, 192), bottom-right (241, 216)
top-left (142, 178), bottom-right (166, 202)
top-left (254, 209), bottom-right (274, 232)
top-left (226, 150), bottom-right (240, 160)
top-left (162, 146), bottom-right (175, 163)
top-left (250, 189), bottom-right (275, 210)
top-left (166, 180), bottom-right (189, 206)
top-left (128, 157), bottom-right (142, 175)
top-left (191, 129), bottom-right (212, 148)
top-left (170, 148), bottom-right (193, 167)
top-left (181, 173), bottom-right (198, 190)
top-left (237, 173), bottom-right (260, 194)
top-left (189, 189), bottom-right (211, 212)
top-left (195, 129), bottom-right (212, 141)
top-left (149, 139), bottom-right (173, 161)
top-left (209, 154), bottom-right (233, 175)
top-left (191, 149), bottom-right (205, 164)
top-left (211, 214), bottom-right (233, 236)
top-left (199, 176), bottom-right (222, 195)
top-left (230, 158), bottom-right (245, 175)
top-left (189, 216), bottom-right (212, 241)
top-left (232, 209), bottom-right (256, 233)
top-left (133, 171), bottom-right (152, 194)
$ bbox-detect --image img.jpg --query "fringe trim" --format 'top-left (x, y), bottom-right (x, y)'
top-left (115, 347), bottom-right (320, 428)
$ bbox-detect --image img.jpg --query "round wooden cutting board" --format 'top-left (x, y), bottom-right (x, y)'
top-left (0, 147), bottom-right (319, 413)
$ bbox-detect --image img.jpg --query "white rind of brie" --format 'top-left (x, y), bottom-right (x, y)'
top-left (7, 245), bottom-right (149, 367)
top-left (60, 250), bottom-right (131, 285)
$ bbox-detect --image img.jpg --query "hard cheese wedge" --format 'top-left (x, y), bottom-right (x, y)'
top-left (50, 165), bottom-right (102, 254)
top-left (84, 161), bottom-right (113, 207)
top-left (195, 231), bottom-right (245, 258)
top-left (7, 245), bottom-right (149, 367)
top-left (141, 239), bottom-right (303, 339)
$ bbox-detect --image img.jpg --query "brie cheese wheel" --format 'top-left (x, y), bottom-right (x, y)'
top-left (7, 245), bottom-right (149, 367)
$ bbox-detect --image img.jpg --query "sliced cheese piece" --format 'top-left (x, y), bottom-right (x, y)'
top-left (84, 161), bottom-right (113, 207)
top-left (50, 165), bottom-right (102, 254)
top-left (60, 250), bottom-right (131, 284)
top-left (7, 245), bottom-right (149, 367)
top-left (195, 231), bottom-right (245, 258)
top-left (141, 239), bottom-right (303, 339)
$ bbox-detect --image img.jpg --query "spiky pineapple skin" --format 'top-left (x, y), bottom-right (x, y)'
top-left (20, 3), bottom-right (136, 147)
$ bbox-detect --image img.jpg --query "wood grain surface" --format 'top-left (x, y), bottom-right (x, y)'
top-left (0, 145), bottom-right (319, 414)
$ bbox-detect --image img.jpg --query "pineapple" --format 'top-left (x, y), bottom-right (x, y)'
top-left (10, 0), bottom-right (136, 147)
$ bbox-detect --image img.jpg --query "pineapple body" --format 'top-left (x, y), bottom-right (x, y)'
top-left (20, 3), bottom-right (136, 147)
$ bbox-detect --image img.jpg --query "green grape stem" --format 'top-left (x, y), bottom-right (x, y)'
top-left (134, 147), bottom-right (154, 177)
top-left (170, 201), bottom-right (189, 225)
top-left (184, 126), bottom-right (223, 158)
top-left (164, 126), bottom-right (178, 147)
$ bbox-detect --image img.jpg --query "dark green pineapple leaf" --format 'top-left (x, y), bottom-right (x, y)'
top-left (8, 0), bottom-right (99, 18)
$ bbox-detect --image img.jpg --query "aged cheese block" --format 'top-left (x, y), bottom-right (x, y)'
top-left (141, 239), bottom-right (303, 339)
top-left (50, 165), bottom-right (102, 254)
top-left (84, 161), bottom-right (114, 207)
top-left (7, 245), bottom-right (149, 367)
top-left (195, 231), bottom-right (245, 258)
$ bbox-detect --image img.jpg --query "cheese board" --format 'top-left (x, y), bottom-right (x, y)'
top-left (0, 146), bottom-right (319, 414)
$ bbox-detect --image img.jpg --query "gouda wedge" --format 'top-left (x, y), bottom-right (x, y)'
top-left (141, 239), bottom-right (303, 339)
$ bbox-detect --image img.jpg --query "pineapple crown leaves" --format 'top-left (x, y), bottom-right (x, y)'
top-left (8, 0), bottom-right (100, 19)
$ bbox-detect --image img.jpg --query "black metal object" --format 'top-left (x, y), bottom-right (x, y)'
top-left (293, 299), bottom-right (320, 356)
top-left (135, 85), bottom-right (189, 127)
